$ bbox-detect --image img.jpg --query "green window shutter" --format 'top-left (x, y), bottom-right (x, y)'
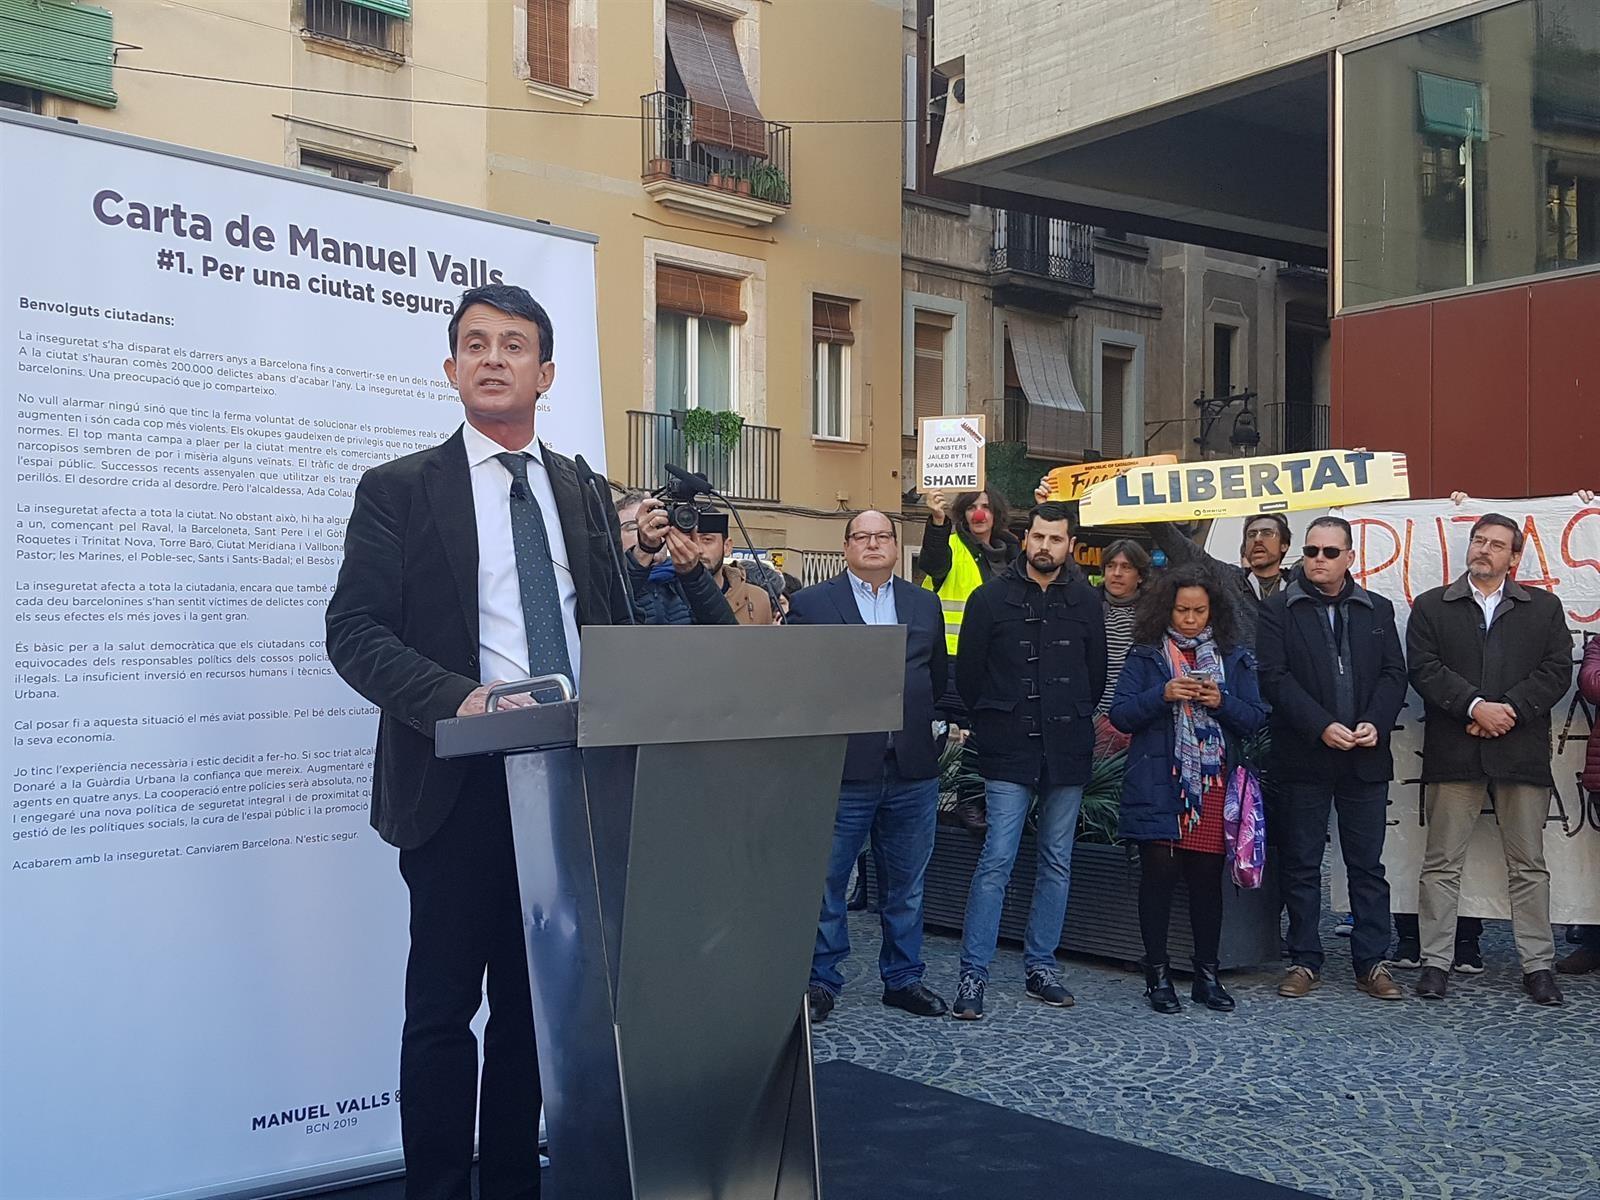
top-left (1417, 71), bottom-right (1485, 140)
top-left (0, 0), bottom-right (117, 107)
top-left (345, 0), bottom-right (411, 18)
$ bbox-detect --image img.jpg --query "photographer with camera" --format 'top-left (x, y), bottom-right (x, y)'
top-left (615, 492), bottom-right (736, 627)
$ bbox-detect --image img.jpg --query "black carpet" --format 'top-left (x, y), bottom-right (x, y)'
top-left (323, 1060), bottom-right (1308, 1199)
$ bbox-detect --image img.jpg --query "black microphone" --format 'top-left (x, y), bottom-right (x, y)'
top-left (574, 453), bottom-right (637, 626)
top-left (663, 462), bottom-right (715, 496)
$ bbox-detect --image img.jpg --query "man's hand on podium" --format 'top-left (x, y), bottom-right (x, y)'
top-left (457, 682), bottom-right (537, 716)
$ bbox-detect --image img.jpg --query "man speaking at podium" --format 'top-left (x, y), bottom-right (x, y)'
top-left (327, 284), bottom-right (629, 1200)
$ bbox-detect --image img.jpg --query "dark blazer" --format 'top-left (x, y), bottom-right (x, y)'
top-left (955, 558), bottom-right (1106, 787)
top-left (1256, 578), bottom-right (1409, 783)
top-left (1407, 574), bottom-right (1574, 787)
top-left (786, 573), bottom-right (947, 781)
top-left (326, 426), bottom-right (629, 849)
top-left (1110, 641), bottom-right (1268, 843)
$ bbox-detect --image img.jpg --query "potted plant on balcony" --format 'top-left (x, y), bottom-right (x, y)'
top-left (749, 163), bottom-right (790, 204)
top-left (680, 407), bottom-right (745, 452)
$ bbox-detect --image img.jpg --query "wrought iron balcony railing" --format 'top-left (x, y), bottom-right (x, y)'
top-left (990, 211), bottom-right (1095, 288)
top-left (625, 409), bottom-right (781, 504)
top-left (640, 92), bottom-right (792, 208)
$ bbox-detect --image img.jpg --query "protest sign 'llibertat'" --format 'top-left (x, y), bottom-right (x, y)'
top-left (1079, 449), bottom-right (1411, 526)
top-left (917, 414), bottom-right (986, 491)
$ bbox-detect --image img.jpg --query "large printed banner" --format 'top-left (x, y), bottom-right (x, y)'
top-left (1209, 495), bottom-right (1600, 921)
top-left (1, 116), bottom-right (603, 1200)
top-left (1081, 449), bottom-right (1411, 526)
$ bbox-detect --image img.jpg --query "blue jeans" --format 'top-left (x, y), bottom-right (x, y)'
top-left (810, 761), bottom-right (938, 996)
top-left (960, 778), bottom-right (1083, 980)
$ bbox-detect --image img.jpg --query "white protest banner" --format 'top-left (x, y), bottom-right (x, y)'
top-left (1045, 453), bottom-right (1176, 502)
top-left (1081, 449), bottom-right (1410, 527)
top-left (917, 414), bottom-right (986, 491)
top-left (1207, 494), bottom-right (1600, 921)
top-left (1, 114), bottom-right (603, 1200)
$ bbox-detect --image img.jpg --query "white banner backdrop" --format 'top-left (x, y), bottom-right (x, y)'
top-left (1208, 495), bottom-right (1600, 922)
top-left (1, 115), bottom-right (603, 1200)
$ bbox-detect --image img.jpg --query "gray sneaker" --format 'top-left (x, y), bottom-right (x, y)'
top-left (1025, 968), bottom-right (1075, 1007)
top-left (952, 971), bottom-right (985, 1020)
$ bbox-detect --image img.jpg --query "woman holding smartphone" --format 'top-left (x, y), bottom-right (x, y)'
top-left (1111, 565), bottom-right (1268, 1014)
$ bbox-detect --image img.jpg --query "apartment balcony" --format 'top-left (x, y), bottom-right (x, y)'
top-left (625, 410), bottom-right (781, 504)
top-left (989, 211), bottom-right (1095, 310)
top-left (640, 92), bottom-right (793, 227)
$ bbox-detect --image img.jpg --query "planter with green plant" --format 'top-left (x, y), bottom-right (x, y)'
top-left (678, 407), bottom-right (745, 454)
top-left (748, 162), bottom-right (791, 205)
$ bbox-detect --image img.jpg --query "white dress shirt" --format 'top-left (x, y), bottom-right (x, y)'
top-left (848, 570), bottom-right (899, 626)
top-left (1470, 578), bottom-right (1507, 629)
top-left (462, 421), bottom-right (582, 691)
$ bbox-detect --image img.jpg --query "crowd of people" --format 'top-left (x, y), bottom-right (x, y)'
top-left (780, 481), bottom-right (1598, 1023)
top-left (328, 284), bottom-right (1594, 1200)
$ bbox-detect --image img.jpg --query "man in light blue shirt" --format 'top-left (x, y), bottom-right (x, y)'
top-left (788, 510), bottom-right (951, 1024)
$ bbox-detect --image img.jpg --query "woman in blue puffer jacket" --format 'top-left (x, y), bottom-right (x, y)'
top-left (1111, 564), bottom-right (1268, 1016)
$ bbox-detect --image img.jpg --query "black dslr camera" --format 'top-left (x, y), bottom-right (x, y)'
top-left (654, 470), bottom-right (706, 534)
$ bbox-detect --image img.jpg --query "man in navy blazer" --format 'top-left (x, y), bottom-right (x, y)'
top-left (788, 510), bottom-right (951, 1023)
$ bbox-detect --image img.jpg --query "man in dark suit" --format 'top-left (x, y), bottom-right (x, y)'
top-left (788, 510), bottom-right (950, 1023)
top-left (1256, 515), bottom-right (1409, 1003)
top-left (326, 284), bottom-right (633, 1200)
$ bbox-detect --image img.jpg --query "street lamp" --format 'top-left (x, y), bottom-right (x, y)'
top-left (1195, 390), bottom-right (1260, 457)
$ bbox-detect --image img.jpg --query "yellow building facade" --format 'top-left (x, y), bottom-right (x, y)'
top-left (11, 0), bottom-right (905, 573)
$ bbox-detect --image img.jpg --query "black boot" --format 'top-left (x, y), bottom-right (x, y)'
top-left (1144, 962), bottom-right (1182, 1014)
top-left (1191, 961), bottom-right (1236, 1012)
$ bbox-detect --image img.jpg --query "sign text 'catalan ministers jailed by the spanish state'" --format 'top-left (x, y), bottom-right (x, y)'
top-left (917, 414), bottom-right (986, 492)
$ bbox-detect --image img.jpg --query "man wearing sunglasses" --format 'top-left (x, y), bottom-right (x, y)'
top-left (1257, 516), bottom-right (1409, 1002)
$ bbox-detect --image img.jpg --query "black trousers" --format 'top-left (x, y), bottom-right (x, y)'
top-left (1279, 776), bottom-right (1390, 977)
top-left (1138, 844), bottom-right (1224, 966)
top-left (397, 765), bottom-right (540, 1200)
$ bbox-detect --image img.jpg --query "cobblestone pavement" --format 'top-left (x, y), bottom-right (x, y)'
top-left (812, 909), bottom-right (1600, 1199)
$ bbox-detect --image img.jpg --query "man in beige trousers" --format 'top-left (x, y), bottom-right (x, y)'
top-left (1405, 513), bottom-right (1574, 1007)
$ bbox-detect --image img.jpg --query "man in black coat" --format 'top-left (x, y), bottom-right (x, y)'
top-left (327, 284), bottom-right (629, 1200)
top-left (788, 510), bottom-right (950, 1024)
top-left (1257, 516), bottom-right (1408, 1002)
top-left (1407, 512), bottom-right (1574, 1007)
top-left (950, 502), bottom-right (1106, 1020)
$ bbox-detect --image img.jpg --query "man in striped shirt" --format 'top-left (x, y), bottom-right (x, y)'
top-left (1096, 539), bottom-right (1150, 717)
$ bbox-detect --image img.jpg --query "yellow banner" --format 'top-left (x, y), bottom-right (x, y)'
top-left (1045, 454), bottom-right (1178, 502)
top-left (1079, 450), bottom-right (1412, 527)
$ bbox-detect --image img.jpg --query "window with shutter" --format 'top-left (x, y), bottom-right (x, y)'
top-left (656, 264), bottom-right (747, 324)
top-left (913, 315), bottom-right (951, 423)
top-left (527, 0), bottom-right (570, 89)
top-left (664, 3), bottom-right (767, 157)
top-left (812, 296), bottom-right (854, 438)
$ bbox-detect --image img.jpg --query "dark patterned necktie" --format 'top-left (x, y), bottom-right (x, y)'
top-left (494, 451), bottom-right (573, 682)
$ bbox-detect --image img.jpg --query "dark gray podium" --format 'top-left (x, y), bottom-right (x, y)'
top-left (435, 624), bottom-right (906, 1200)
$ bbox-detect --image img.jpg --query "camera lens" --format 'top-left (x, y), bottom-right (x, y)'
top-left (670, 503), bottom-right (699, 533)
